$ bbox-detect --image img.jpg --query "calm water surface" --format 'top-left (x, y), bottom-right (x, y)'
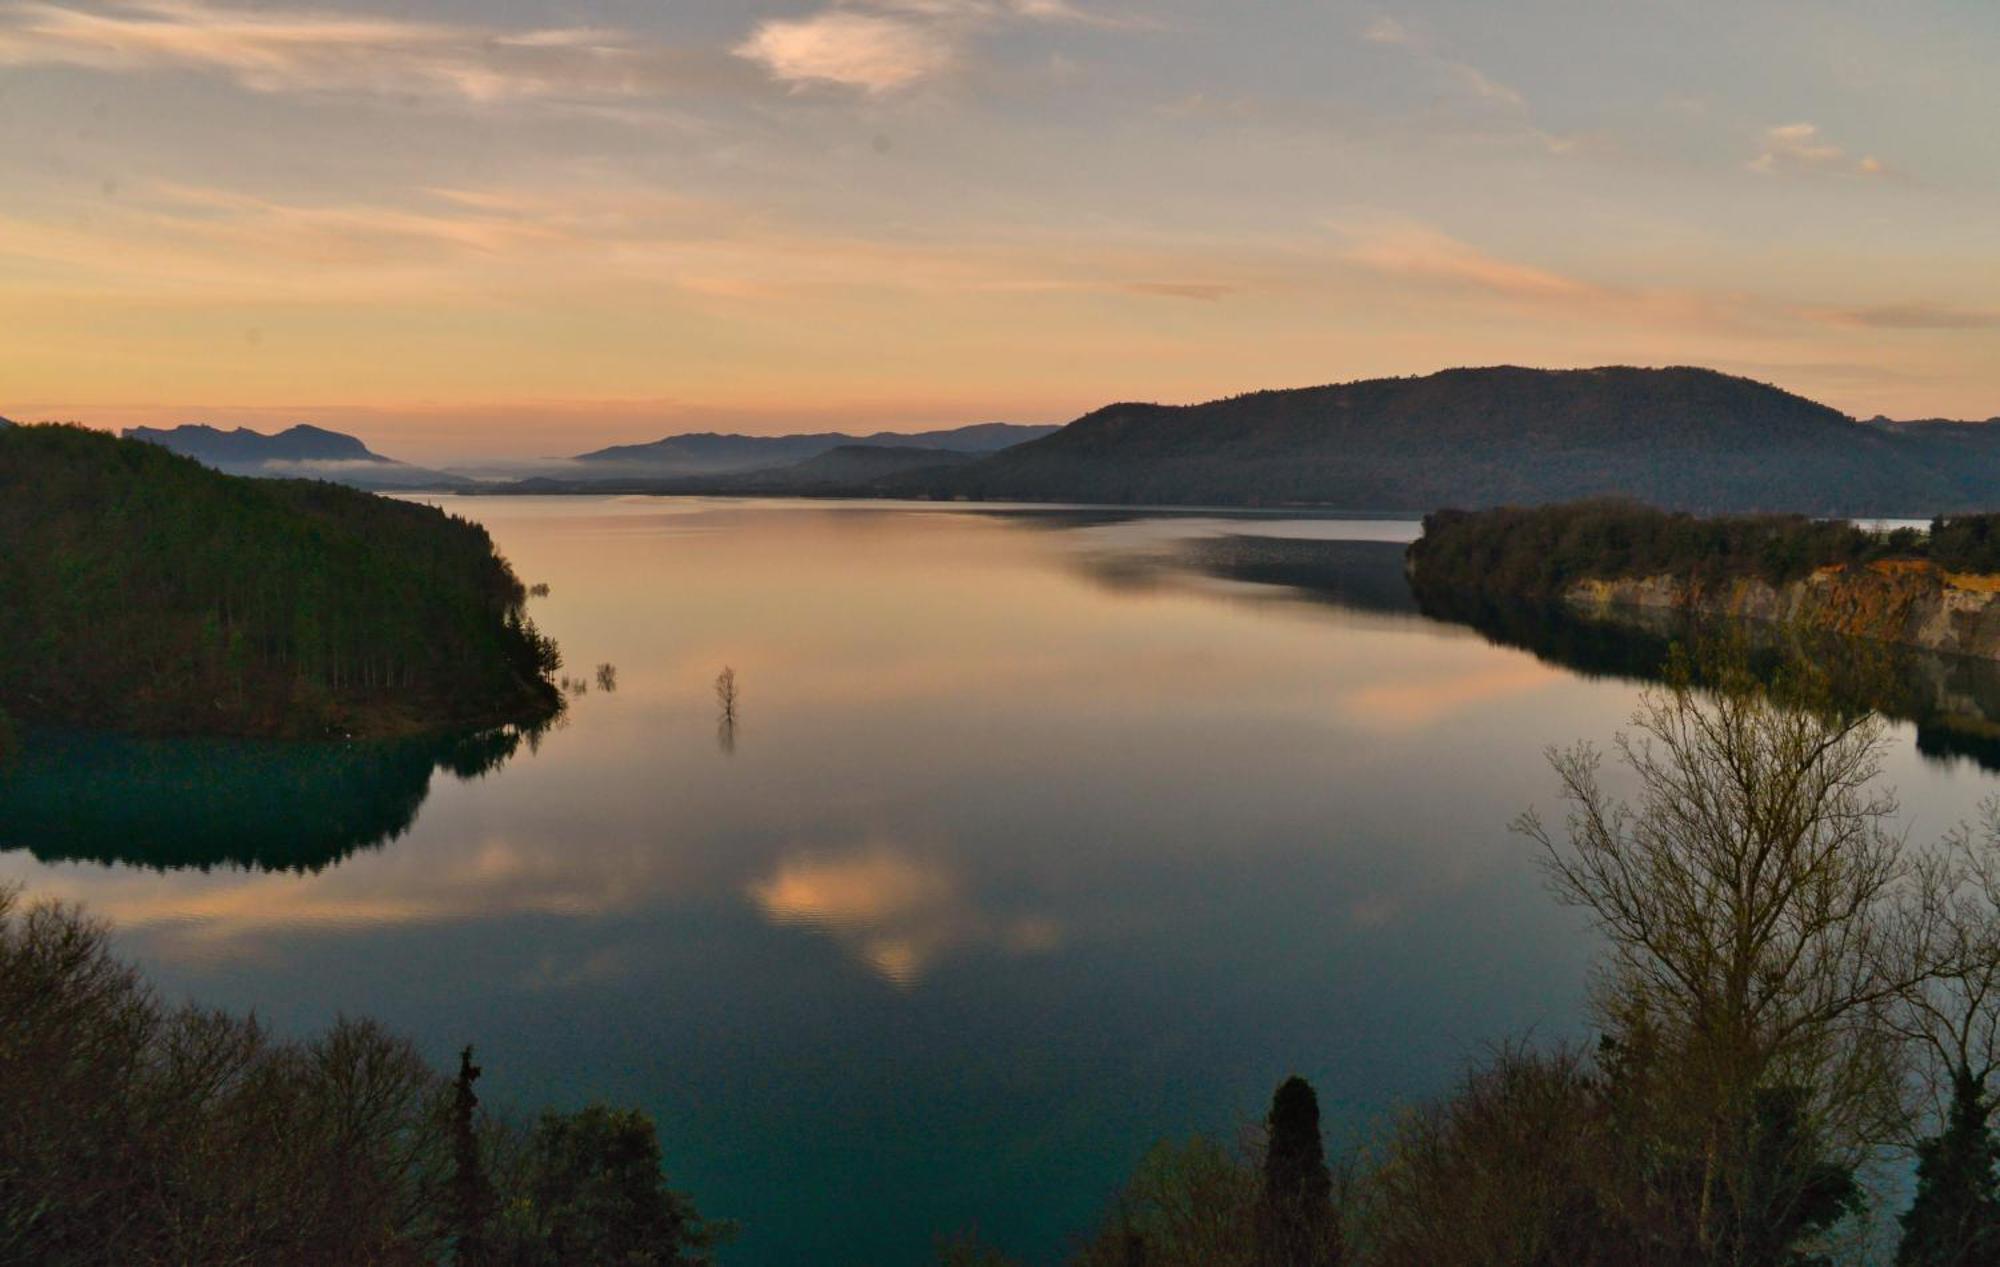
top-left (8, 498), bottom-right (1998, 1265)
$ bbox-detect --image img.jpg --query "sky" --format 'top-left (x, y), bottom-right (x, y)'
top-left (2, 0), bottom-right (1997, 461)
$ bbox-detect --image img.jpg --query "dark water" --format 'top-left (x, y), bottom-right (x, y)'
top-left (6, 499), bottom-right (1996, 1265)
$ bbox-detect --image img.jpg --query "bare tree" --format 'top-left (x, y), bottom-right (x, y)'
top-left (1516, 643), bottom-right (1937, 1258)
top-left (1888, 803), bottom-right (2000, 1118)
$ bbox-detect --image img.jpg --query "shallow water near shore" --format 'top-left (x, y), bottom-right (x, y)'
top-left (6, 497), bottom-right (1995, 1264)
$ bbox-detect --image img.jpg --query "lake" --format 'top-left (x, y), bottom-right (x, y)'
top-left (6, 497), bottom-right (1997, 1264)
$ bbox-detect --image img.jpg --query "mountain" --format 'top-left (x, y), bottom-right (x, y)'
top-left (124, 423), bottom-right (469, 490)
top-left (569, 422), bottom-right (1057, 479)
top-left (0, 425), bottom-right (558, 739)
top-left (904, 366), bottom-right (1993, 515)
top-left (758, 444), bottom-right (977, 487)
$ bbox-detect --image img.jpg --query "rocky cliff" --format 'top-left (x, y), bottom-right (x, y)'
top-left (1565, 560), bottom-right (2000, 661)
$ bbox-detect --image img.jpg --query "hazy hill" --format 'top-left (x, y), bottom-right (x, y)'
top-left (910, 366), bottom-right (1988, 515)
top-left (570, 422), bottom-right (1057, 478)
top-left (759, 444), bottom-right (977, 487)
top-left (0, 425), bottom-right (558, 738)
top-left (125, 423), bottom-right (468, 490)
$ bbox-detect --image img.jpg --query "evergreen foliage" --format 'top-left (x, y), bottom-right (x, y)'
top-left (1410, 500), bottom-right (1935, 600)
top-left (0, 424), bottom-right (559, 738)
top-left (1258, 1077), bottom-right (1338, 1266)
top-left (1898, 1066), bottom-right (2000, 1267)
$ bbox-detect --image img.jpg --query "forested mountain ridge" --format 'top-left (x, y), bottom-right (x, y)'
top-left (570, 421), bottom-right (1057, 477)
top-left (0, 425), bottom-right (560, 739)
top-left (905, 366), bottom-right (2000, 513)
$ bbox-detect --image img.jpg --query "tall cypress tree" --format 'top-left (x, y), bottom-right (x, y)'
top-left (1258, 1075), bottom-right (1338, 1267)
top-left (1898, 1065), bottom-right (2000, 1267)
top-left (450, 1045), bottom-right (493, 1265)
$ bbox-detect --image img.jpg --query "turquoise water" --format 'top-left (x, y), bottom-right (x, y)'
top-left (6, 498), bottom-right (1995, 1264)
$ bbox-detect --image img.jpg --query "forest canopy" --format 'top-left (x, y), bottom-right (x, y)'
top-left (0, 425), bottom-right (559, 739)
top-left (1405, 501), bottom-right (2000, 600)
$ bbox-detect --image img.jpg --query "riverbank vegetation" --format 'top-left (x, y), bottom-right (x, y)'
top-left (0, 425), bottom-right (560, 740)
top-left (1410, 502), bottom-right (1947, 599)
top-left (0, 887), bottom-right (722, 1265)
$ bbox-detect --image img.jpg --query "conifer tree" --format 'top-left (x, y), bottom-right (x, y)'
top-left (1898, 1065), bottom-right (2000, 1267)
top-left (451, 1045), bottom-right (493, 1265)
top-left (1258, 1076), bottom-right (1338, 1266)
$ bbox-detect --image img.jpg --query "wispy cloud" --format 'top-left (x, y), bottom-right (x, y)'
top-left (1747, 122), bottom-right (1885, 177)
top-left (1359, 13), bottom-right (1590, 154)
top-left (1803, 302), bottom-right (2000, 331)
top-left (733, 0), bottom-right (1143, 93)
top-left (0, 0), bottom-right (738, 105)
top-left (1336, 222), bottom-right (1598, 303)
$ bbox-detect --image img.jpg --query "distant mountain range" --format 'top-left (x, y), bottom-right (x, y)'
top-left (893, 366), bottom-right (2000, 515)
top-left (124, 424), bottom-right (468, 491)
top-left (568, 422), bottom-right (1058, 478)
top-left (26, 369), bottom-right (2000, 512)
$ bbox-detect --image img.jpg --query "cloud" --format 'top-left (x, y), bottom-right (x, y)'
top-left (1361, 15), bottom-right (1411, 46)
top-left (749, 846), bottom-right (1058, 985)
top-left (733, 0), bottom-right (1143, 93)
top-left (1336, 223), bottom-right (1597, 303)
top-left (1747, 122), bottom-right (1884, 177)
top-left (0, 0), bottom-right (738, 106)
top-left (1120, 280), bottom-right (1237, 301)
top-left (734, 10), bottom-right (953, 94)
top-left (1804, 302), bottom-right (2000, 331)
top-left (1359, 13), bottom-right (1582, 151)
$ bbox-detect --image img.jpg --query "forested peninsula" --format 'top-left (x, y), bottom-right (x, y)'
top-left (1408, 501), bottom-right (2000, 662)
top-left (0, 425), bottom-right (560, 742)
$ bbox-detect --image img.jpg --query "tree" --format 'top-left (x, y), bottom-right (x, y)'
top-left (1258, 1077), bottom-right (1337, 1266)
top-left (1074, 1137), bottom-right (1257, 1267)
top-left (495, 1105), bottom-right (719, 1266)
top-left (452, 1045), bottom-right (494, 1264)
top-left (1516, 641), bottom-right (1924, 1261)
top-left (1898, 1063), bottom-right (2000, 1266)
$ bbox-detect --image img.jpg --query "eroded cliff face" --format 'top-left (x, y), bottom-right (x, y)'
top-left (1564, 561), bottom-right (2000, 661)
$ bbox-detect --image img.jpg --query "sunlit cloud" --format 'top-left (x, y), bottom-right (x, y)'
top-left (733, 0), bottom-right (1142, 93)
top-left (1747, 122), bottom-right (1885, 177)
top-left (0, 0), bottom-right (737, 105)
top-left (1336, 222), bottom-right (1598, 303)
top-left (734, 10), bottom-right (952, 94)
top-left (749, 846), bottom-right (1058, 986)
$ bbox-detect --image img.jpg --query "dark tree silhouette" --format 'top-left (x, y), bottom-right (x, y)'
top-left (452, 1045), bottom-right (494, 1265)
top-left (1898, 1066), bottom-right (2000, 1266)
top-left (1258, 1076), bottom-right (1338, 1266)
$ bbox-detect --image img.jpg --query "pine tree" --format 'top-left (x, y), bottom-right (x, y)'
top-left (1898, 1065), bottom-right (2000, 1267)
top-left (1258, 1075), bottom-right (1338, 1266)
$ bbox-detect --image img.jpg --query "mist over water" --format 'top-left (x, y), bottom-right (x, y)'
top-left (7, 498), bottom-right (1997, 1265)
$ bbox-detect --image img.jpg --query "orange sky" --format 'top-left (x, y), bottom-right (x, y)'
top-left (4, 1), bottom-right (1997, 460)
